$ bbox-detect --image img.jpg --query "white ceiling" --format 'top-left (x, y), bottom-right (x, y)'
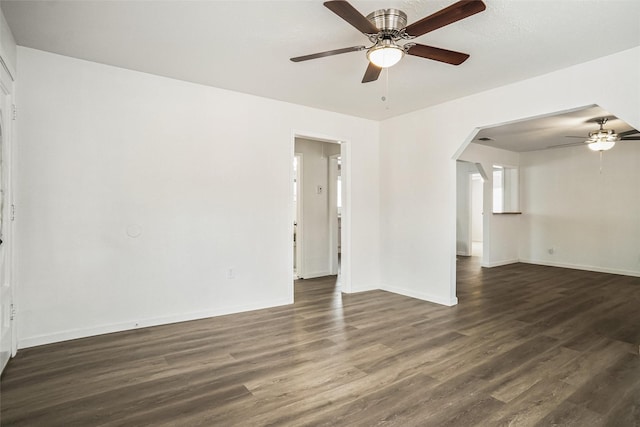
top-left (2, 0), bottom-right (640, 121)
top-left (473, 105), bottom-right (639, 152)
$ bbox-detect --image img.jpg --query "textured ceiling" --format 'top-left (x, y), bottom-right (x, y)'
top-left (2, 0), bottom-right (640, 120)
top-left (473, 105), bottom-right (639, 153)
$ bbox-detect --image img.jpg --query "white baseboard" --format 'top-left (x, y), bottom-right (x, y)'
top-left (299, 270), bottom-right (333, 279)
top-left (519, 258), bottom-right (640, 278)
top-left (380, 283), bottom-right (458, 306)
top-left (343, 284), bottom-right (378, 294)
top-left (18, 297), bottom-right (293, 349)
top-left (481, 259), bottom-right (519, 268)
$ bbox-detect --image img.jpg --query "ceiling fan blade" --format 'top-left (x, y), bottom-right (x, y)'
top-left (324, 1), bottom-right (380, 35)
top-left (404, 0), bottom-right (486, 37)
top-left (547, 141), bottom-right (587, 149)
top-left (362, 62), bottom-right (382, 83)
top-left (619, 129), bottom-right (640, 140)
top-left (406, 44), bottom-right (469, 65)
top-left (290, 45), bottom-right (366, 62)
top-left (618, 129), bottom-right (639, 137)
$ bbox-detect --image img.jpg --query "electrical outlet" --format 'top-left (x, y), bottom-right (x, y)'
top-left (548, 248), bottom-right (555, 255)
top-left (227, 268), bottom-right (235, 279)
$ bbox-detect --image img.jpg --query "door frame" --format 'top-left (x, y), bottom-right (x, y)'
top-left (290, 131), bottom-right (351, 296)
top-left (293, 153), bottom-right (303, 279)
top-left (0, 61), bottom-right (16, 372)
top-left (328, 154), bottom-right (340, 275)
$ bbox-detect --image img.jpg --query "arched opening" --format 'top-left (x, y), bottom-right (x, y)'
top-left (454, 104), bottom-right (640, 299)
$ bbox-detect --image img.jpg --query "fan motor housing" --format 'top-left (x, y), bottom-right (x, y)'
top-left (366, 9), bottom-right (407, 33)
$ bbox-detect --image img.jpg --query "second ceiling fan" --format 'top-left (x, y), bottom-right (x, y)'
top-left (290, 0), bottom-right (486, 83)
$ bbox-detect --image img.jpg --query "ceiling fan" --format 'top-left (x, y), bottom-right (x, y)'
top-left (548, 118), bottom-right (640, 151)
top-left (290, 0), bottom-right (486, 83)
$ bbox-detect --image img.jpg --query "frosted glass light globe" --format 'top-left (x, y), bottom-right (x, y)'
top-left (367, 44), bottom-right (404, 68)
top-left (588, 140), bottom-right (616, 151)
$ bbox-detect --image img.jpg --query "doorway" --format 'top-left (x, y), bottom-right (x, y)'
top-left (292, 136), bottom-right (346, 296)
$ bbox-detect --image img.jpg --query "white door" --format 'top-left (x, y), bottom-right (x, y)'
top-left (0, 77), bottom-right (14, 374)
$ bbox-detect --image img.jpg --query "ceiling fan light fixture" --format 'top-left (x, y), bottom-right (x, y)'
top-left (367, 40), bottom-right (404, 68)
top-left (586, 126), bottom-right (618, 151)
top-left (588, 139), bottom-right (616, 151)
top-left (292, 1), bottom-right (486, 83)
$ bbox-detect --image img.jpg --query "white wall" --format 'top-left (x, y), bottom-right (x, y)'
top-left (294, 138), bottom-right (340, 278)
top-left (0, 8), bottom-right (16, 79)
top-left (15, 47), bottom-right (380, 348)
top-left (459, 143), bottom-right (520, 267)
top-left (379, 46), bottom-right (640, 306)
top-left (519, 143), bottom-right (640, 276)
top-left (456, 161), bottom-right (474, 255)
top-left (471, 176), bottom-right (483, 243)
top-left (12, 43), bottom-right (640, 347)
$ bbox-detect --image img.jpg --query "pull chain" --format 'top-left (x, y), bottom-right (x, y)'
top-left (599, 151), bottom-right (603, 174)
top-left (383, 68), bottom-right (390, 110)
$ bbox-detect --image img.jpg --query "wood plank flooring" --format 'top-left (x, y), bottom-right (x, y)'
top-left (1, 258), bottom-right (639, 426)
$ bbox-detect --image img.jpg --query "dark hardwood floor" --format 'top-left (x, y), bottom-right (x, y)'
top-left (1, 258), bottom-right (639, 426)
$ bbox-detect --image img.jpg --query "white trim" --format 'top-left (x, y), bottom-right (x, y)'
top-left (300, 270), bottom-right (333, 280)
top-left (478, 256), bottom-right (640, 277)
top-left (328, 154), bottom-right (340, 276)
top-left (0, 68), bottom-right (15, 366)
top-left (519, 259), bottom-right (640, 278)
top-left (293, 153), bottom-right (303, 281)
top-left (18, 297), bottom-right (293, 349)
top-left (380, 283), bottom-right (458, 306)
top-left (339, 140), bottom-right (351, 293)
top-left (481, 258), bottom-right (519, 268)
